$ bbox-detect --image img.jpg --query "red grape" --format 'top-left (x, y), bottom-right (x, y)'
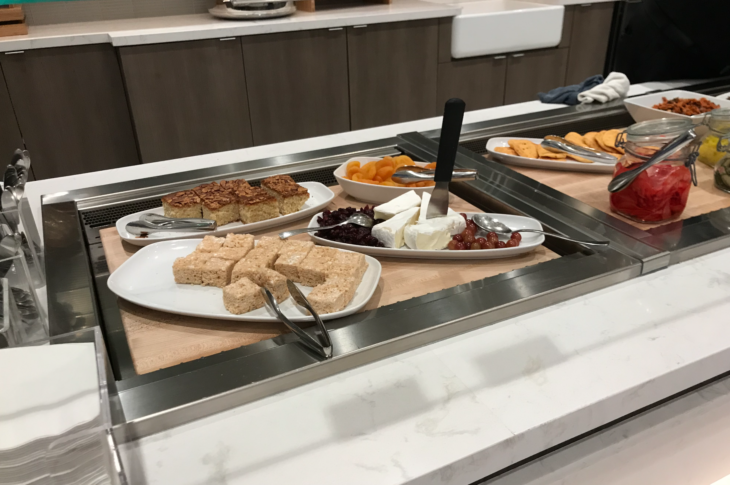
top-left (476, 237), bottom-right (487, 246)
top-left (483, 241), bottom-right (495, 249)
top-left (505, 239), bottom-right (518, 248)
top-left (460, 213), bottom-right (468, 221)
top-left (463, 231), bottom-right (476, 244)
top-left (471, 242), bottom-right (482, 250)
top-left (466, 220), bottom-right (478, 231)
top-left (453, 234), bottom-right (464, 242)
top-left (454, 241), bottom-right (465, 250)
top-left (447, 240), bottom-right (460, 250)
top-left (510, 232), bottom-right (522, 242)
top-left (487, 232), bottom-right (499, 244)
top-left (463, 241), bottom-right (472, 249)
top-left (496, 241), bottom-right (507, 249)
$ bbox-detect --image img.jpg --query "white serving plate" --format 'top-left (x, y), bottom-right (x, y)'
top-left (623, 89), bottom-right (730, 124)
top-left (486, 137), bottom-right (616, 174)
top-left (308, 212), bottom-right (544, 259)
top-left (107, 239), bottom-right (382, 323)
top-left (117, 182), bottom-right (335, 247)
top-left (335, 157), bottom-right (435, 204)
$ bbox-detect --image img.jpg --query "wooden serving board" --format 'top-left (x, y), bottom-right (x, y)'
top-left (101, 186), bottom-right (558, 375)
top-left (501, 159), bottom-right (730, 230)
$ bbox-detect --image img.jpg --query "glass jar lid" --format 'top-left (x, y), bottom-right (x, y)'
top-left (625, 119), bottom-right (693, 143)
top-left (707, 108), bottom-right (730, 133)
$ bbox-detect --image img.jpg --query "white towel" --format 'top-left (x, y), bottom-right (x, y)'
top-left (578, 72), bottom-right (630, 104)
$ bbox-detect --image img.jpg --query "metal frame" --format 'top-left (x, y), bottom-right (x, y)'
top-left (42, 131), bottom-right (641, 443)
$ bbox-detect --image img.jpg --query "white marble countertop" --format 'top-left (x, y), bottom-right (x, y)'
top-left (29, 80), bottom-right (721, 484)
top-left (0, 0), bottom-right (459, 52)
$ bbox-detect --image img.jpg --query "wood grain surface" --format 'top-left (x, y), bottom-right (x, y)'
top-left (101, 186), bottom-right (558, 375)
top-left (504, 160), bottom-right (730, 230)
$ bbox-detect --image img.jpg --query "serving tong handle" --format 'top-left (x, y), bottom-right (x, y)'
top-left (541, 136), bottom-right (619, 164)
top-left (261, 284), bottom-right (333, 359)
top-left (125, 219), bottom-right (217, 235)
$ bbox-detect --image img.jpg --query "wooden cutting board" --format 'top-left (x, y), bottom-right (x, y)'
top-left (502, 159), bottom-right (730, 230)
top-left (101, 186), bottom-right (559, 375)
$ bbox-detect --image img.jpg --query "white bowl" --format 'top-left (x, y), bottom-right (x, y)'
top-left (335, 157), bottom-right (435, 204)
top-left (623, 89), bottom-right (730, 125)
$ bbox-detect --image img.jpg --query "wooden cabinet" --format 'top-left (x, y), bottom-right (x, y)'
top-left (0, 67), bottom-right (23, 162)
top-left (504, 48), bottom-right (569, 105)
top-left (558, 5), bottom-right (574, 48)
top-left (120, 38), bottom-right (253, 163)
top-left (565, 2), bottom-right (615, 84)
top-left (348, 19), bottom-right (439, 130)
top-left (241, 29), bottom-right (349, 146)
top-left (437, 56), bottom-right (506, 111)
top-left (0, 45), bottom-right (138, 179)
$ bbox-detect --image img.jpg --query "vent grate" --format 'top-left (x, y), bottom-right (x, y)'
top-left (78, 167), bottom-right (340, 244)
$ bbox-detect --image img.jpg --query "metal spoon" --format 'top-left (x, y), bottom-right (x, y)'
top-left (278, 212), bottom-right (374, 239)
top-left (608, 128), bottom-right (697, 193)
top-left (472, 213), bottom-right (610, 247)
top-left (542, 136), bottom-right (619, 164)
top-left (391, 166), bottom-right (477, 184)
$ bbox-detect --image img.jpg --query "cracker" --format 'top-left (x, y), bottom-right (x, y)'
top-left (494, 146), bottom-right (517, 156)
top-left (536, 145), bottom-right (567, 159)
top-left (565, 132), bottom-right (587, 147)
top-left (582, 132), bottom-right (602, 151)
top-left (601, 129), bottom-right (624, 154)
top-left (507, 140), bottom-right (538, 159)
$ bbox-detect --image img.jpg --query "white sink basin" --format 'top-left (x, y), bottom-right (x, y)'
top-left (447, 0), bottom-right (564, 59)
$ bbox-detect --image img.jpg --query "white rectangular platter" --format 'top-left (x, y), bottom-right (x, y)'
top-left (106, 239), bottom-right (382, 323)
top-left (309, 212), bottom-right (545, 259)
top-left (487, 137), bottom-right (616, 174)
top-left (117, 182), bottom-right (335, 247)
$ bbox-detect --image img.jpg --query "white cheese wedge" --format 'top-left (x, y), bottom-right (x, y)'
top-left (374, 190), bottom-right (421, 220)
top-left (371, 207), bottom-right (420, 248)
top-left (417, 191), bottom-right (458, 223)
top-left (405, 214), bottom-right (466, 250)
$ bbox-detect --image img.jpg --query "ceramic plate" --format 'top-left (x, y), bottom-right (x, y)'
top-left (117, 182), bottom-right (335, 247)
top-left (107, 239), bottom-right (382, 322)
top-left (486, 137), bottom-right (616, 174)
top-left (334, 157), bottom-right (435, 204)
top-left (308, 212), bottom-right (544, 259)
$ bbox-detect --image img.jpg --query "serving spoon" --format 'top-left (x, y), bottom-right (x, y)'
top-left (279, 212), bottom-right (373, 239)
top-left (472, 214), bottom-right (610, 247)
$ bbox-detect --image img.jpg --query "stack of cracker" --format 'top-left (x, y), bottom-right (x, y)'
top-left (494, 129), bottom-right (625, 164)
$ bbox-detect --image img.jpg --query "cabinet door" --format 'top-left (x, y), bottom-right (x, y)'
top-left (565, 2), bottom-right (615, 84)
top-left (0, 67), bottom-right (22, 162)
top-left (241, 29), bottom-right (349, 146)
top-left (348, 20), bottom-right (439, 130)
top-left (437, 56), bottom-right (506, 111)
top-left (505, 48), bottom-right (569, 105)
top-left (120, 39), bottom-right (253, 163)
top-left (1, 45), bottom-right (138, 179)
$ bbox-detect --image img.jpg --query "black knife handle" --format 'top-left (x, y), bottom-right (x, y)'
top-left (434, 98), bottom-right (466, 183)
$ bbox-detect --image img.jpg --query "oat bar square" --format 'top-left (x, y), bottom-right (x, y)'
top-left (298, 246), bottom-right (339, 286)
top-left (223, 277), bottom-right (265, 315)
top-left (172, 252), bottom-right (208, 285)
top-left (201, 257), bottom-right (234, 288)
top-left (196, 235), bottom-right (225, 253)
top-left (274, 240), bottom-right (314, 282)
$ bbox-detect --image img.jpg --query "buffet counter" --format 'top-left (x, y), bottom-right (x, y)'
top-left (30, 80), bottom-right (730, 484)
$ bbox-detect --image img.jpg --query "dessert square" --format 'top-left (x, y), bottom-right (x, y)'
top-left (201, 190), bottom-right (239, 226)
top-left (274, 240), bottom-right (314, 282)
top-left (231, 256), bottom-right (269, 283)
top-left (235, 266), bottom-right (289, 303)
top-left (306, 277), bottom-right (356, 314)
top-left (223, 277), bottom-right (265, 315)
top-left (201, 257), bottom-right (234, 288)
top-left (223, 233), bottom-right (255, 251)
top-left (196, 235), bottom-right (225, 253)
top-left (327, 251), bottom-right (368, 284)
top-left (237, 187), bottom-right (279, 223)
top-left (244, 248), bottom-right (279, 268)
top-left (193, 182), bottom-right (222, 199)
top-left (172, 252), bottom-right (208, 285)
top-left (261, 175), bottom-right (310, 215)
top-left (256, 236), bottom-right (284, 254)
top-left (161, 190), bottom-right (202, 219)
top-left (325, 275), bottom-right (358, 303)
top-left (220, 179), bottom-right (251, 194)
top-left (211, 247), bottom-right (249, 262)
top-left (298, 246), bottom-right (339, 286)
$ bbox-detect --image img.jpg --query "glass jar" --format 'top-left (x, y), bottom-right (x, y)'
top-left (713, 134), bottom-right (730, 193)
top-left (609, 119), bottom-right (696, 224)
top-left (698, 108), bottom-right (730, 167)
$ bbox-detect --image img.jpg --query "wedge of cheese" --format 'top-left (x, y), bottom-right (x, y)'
top-left (371, 206), bottom-right (420, 248)
top-left (405, 215), bottom-right (466, 250)
top-left (374, 190), bottom-right (421, 220)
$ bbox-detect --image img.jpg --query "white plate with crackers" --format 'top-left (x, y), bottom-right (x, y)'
top-left (487, 137), bottom-right (617, 173)
top-left (117, 182), bottom-right (336, 247)
top-left (108, 239), bottom-right (382, 322)
top-left (308, 212), bottom-right (544, 259)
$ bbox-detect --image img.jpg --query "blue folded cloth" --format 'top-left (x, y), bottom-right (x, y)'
top-left (538, 75), bottom-right (604, 105)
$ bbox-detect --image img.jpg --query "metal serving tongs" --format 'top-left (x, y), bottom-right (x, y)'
top-left (391, 166), bottom-right (477, 185)
top-left (260, 281), bottom-right (333, 359)
top-left (126, 219), bottom-right (217, 235)
top-left (140, 213), bottom-right (215, 226)
top-left (541, 136), bottom-right (619, 164)
top-left (608, 127), bottom-right (699, 193)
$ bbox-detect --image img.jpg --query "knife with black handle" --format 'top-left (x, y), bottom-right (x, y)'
top-left (426, 98), bottom-right (466, 219)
